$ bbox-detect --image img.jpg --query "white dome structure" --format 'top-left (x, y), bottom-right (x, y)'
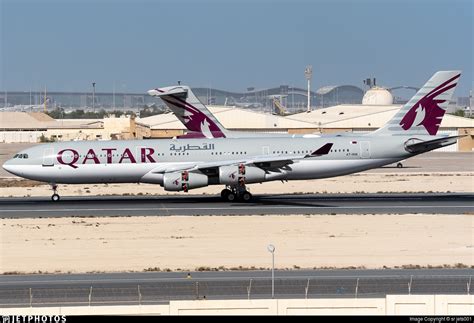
top-left (362, 87), bottom-right (394, 105)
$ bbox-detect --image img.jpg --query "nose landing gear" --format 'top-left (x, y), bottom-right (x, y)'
top-left (50, 184), bottom-right (60, 202)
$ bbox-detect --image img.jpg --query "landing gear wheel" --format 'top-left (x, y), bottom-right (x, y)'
top-left (51, 193), bottom-right (60, 202)
top-left (241, 191), bottom-right (252, 202)
top-left (397, 162), bottom-right (403, 168)
top-left (221, 189), bottom-right (231, 199)
top-left (226, 192), bottom-right (236, 202)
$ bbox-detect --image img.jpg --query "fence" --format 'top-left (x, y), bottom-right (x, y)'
top-left (0, 275), bottom-right (471, 307)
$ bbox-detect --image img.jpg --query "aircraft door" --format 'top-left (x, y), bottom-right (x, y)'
top-left (262, 146), bottom-right (270, 155)
top-left (360, 141), bottom-right (371, 159)
top-left (42, 148), bottom-right (55, 166)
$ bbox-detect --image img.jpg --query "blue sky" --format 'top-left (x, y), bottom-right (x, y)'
top-left (1, 0), bottom-right (472, 96)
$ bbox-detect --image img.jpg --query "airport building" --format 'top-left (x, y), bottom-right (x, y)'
top-left (0, 112), bottom-right (136, 143)
top-left (1, 86), bottom-right (473, 151)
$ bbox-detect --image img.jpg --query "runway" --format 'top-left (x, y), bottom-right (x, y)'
top-left (0, 193), bottom-right (472, 218)
top-left (1, 269), bottom-right (472, 306)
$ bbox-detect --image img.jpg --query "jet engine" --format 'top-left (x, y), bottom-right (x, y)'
top-left (163, 171), bottom-right (208, 192)
top-left (219, 164), bottom-right (266, 185)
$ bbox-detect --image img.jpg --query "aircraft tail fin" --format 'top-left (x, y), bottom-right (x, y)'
top-left (148, 86), bottom-right (228, 138)
top-left (375, 71), bottom-right (461, 136)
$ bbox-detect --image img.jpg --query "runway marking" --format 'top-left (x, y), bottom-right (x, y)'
top-left (0, 205), bottom-right (472, 213)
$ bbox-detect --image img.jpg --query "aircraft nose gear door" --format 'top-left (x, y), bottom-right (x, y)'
top-left (360, 141), bottom-right (371, 159)
top-left (42, 148), bottom-right (55, 167)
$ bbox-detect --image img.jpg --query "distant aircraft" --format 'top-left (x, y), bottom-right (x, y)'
top-left (148, 87), bottom-right (289, 138)
top-left (3, 71), bottom-right (462, 202)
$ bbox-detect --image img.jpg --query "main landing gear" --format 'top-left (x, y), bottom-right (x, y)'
top-left (220, 186), bottom-right (253, 202)
top-left (50, 184), bottom-right (60, 202)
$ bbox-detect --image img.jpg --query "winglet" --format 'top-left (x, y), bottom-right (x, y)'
top-left (309, 143), bottom-right (333, 156)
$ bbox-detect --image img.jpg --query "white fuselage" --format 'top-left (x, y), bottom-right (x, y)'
top-left (3, 134), bottom-right (415, 188)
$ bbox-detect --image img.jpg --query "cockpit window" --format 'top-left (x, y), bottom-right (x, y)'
top-left (13, 153), bottom-right (28, 159)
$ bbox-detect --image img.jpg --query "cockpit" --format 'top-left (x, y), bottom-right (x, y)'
top-left (13, 154), bottom-right (29, 159)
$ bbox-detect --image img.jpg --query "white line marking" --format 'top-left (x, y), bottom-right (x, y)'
top-left (0, 206), bottom-right (471, 212)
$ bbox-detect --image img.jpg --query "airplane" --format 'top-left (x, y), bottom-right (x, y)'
top-left (147, 87), bottom-right (292, 138)
top-left (3, 71), bottom-right (462, 202)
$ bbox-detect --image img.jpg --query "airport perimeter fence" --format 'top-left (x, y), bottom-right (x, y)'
top-left (0, 275), bottom-right (471, 307)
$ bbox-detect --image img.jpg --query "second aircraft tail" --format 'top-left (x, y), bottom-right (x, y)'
top-left (148, 86), bottom-right (228, 138)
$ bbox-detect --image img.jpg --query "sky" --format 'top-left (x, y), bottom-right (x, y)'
top-left (1, 0), bottom-right (472, 97)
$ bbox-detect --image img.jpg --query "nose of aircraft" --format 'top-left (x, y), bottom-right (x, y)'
top-left (2, 159), bottom-right (16, 175)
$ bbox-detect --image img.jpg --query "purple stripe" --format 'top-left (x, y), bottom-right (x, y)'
top-left (425, 74), bottom-right (460, 98)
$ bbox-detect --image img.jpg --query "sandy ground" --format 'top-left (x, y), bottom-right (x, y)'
top-left (0, 214), bottom-right (472, 274)
top-left (1, 172), bottom-right (473, 198)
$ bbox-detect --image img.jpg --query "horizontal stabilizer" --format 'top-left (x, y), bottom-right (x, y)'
top-left (404, 136), bottom-right (463, 154)
top-left (147, 87), bottom-right (188, 97)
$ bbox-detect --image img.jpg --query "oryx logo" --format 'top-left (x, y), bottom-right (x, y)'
top-left (157, 89), bottom-right (226, 138)
top-left (399, 73), bottom-right (460, 135)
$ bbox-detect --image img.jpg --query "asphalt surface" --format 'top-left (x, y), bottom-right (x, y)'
top-left (0, 193), bottom-right (472, 218)
top-left (1, 269), bottom-right (472, 307)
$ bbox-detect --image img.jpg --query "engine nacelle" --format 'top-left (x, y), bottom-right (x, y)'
top-left (163, 171), bottom-right (208, 192)
top-left (219, 164), bottom-right (266, 185)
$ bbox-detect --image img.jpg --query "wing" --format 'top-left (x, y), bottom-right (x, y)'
top-left (149, 143), bottom-right (333, 174)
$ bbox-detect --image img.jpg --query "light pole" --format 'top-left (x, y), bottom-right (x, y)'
top-left (305, 65), bottom-right (312, 113)
top-left (92, 82), bottom-right (96, 113)
top-left (267, 244), bottom-right (275, 298)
